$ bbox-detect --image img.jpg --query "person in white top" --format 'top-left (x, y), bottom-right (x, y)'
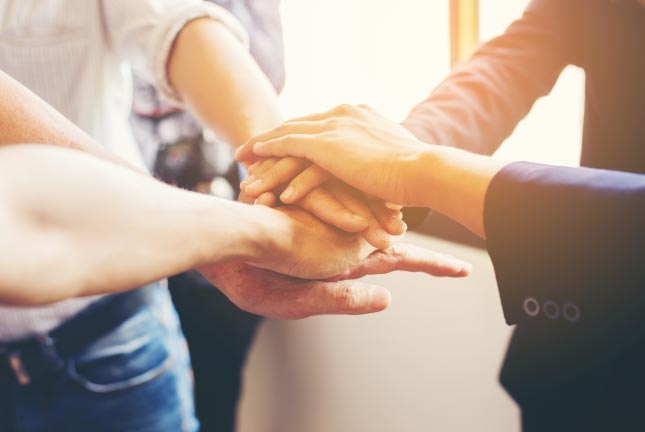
top-left (0, 1), bottom-right (461, 430)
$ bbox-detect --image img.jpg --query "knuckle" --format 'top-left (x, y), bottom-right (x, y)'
top-left (301, 167), bottom-right (322, 183)
top-left (336, 284), bottom-right (360, 310)
top-left (326, 117), bottom-right (345, 129)
top-left (317, 130), bottom-right (338, 142)
top-left (282, 134), bottom-right (296, 145)
top-left (287, 292), bottom-right (313, 319)
top-left (336, 103), bottom-right (355, 114)
top-left (274, 124), bottom-right (288, 135)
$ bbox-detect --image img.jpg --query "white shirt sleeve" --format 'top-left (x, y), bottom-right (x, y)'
top-left (101, 0), bottom-right (249, 105)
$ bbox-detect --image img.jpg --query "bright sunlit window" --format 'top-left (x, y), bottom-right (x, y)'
top-left (279, 0), bottom-right (585, 167)
top-left (279, 0), bottom-right (450, 121)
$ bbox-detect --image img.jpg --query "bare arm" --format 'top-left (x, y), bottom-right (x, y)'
top-left (168, 17), bottom-right (282, 147)
top-left (0, 144), bottom-right (267, 305)
top-left (402, 0), bottom-right (579, 154)
top-left (167, 17), bottom-right (405, 245)
top-left (0, 71), bottom-right (137, 171)
top-left (0, 144), bottom-right (469, 307)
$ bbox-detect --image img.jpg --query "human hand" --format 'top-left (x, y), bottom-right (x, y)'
top-left (199, 244), bottom-right (471, 320)
top-left (240, 157), bottom-right (407, 249)
top-left (241, 202), bottom-right (470, 281)
top-left (236, 104), bottom-right (429, 206)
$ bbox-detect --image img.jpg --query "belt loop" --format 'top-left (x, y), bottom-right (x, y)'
top-left (36, 334), bottom-right (65, 372)
top-left (8, 352), bottom-right (31, 385)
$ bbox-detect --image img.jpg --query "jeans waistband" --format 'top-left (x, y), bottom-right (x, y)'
top-left (0, 284), bottom-right (158, 386)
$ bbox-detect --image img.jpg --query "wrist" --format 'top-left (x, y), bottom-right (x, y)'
top-left (232, 204), bottom-right (295, 264)
top-left (185, 196), bottom-right (268, 264)
top-left (406, 145), bottom-right (508, 237)
top-left (402, 146), bottom-right (444, 208)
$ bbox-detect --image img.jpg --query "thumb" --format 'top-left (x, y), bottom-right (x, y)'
top-left (291, 280), bottom-right (392, 318)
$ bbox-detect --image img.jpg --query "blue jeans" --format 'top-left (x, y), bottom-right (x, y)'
top-left (0, 285), bottom-right (199, 432)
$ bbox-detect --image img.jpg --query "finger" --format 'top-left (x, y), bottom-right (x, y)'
top-left (237, 134), bottom-right (323, 165)
top-left (252, 121), bottom-right (330, 147)
top-left (242, 158), bottom-right (279, 189)
top-left (367, 199), bottom-right (407, 236)
top-left (246, 158), bottom-right (279, 178)
top-left (389, 243), bottom-right (472, 276)
top-left (290, 280), bottom-right (391, 318)
top-left (297, 187), bottom-right (369, 232)
top-left (329, 243), bottom-right (472, 281)
top-left (254, 192), bottom-right (278, 207)
top-left (243, 157), bottom-right (309, 198)
top-left (236, 123), bottom-right (326, 163)
top-left (237, 189), bottom-right (255, 205)
top-left (324, 181), bottom-right (393, 249)
top-left (280, 165), bottom-right (331, 204)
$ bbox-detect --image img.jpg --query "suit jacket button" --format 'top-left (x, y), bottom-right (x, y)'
top-left (543, 300), bottom-right (560, 320)
top-left (562, 303), bottom-right (581, 322)
top-left (523, 297), bottom-right (540, 317)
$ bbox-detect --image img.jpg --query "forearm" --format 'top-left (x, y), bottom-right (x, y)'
top-left (409, 147), bottom-right (508, 238)
top-left (0, 71), bottom-right (137, 171)
top-left (402, 0), bottom-right (572, 154)
top-left (0, 145), bottom-right (268, 305)
top-left (169, 17), bottom-right (283, 147)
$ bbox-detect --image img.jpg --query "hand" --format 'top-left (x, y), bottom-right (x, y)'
top-left (240, 157), bottom-right (407, 248)
top-left (236, 104), bottom-right (428, 206)
top-left (239, 206), bottom-right (470, 279)
top-left (199, 244), bottom-right (471, 320)
top-left (246, 204), bottom-right (380, 279)
top-left (198, 262), bottom-right (391, 319)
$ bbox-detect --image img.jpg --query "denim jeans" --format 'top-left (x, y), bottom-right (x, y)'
top-left (0, 284), bottom-right (199, 432)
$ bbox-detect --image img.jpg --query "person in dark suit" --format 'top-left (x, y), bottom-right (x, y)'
top-left (400, 1), bottom-right (645, 428)
top-left (236, 102), bottom-right (645, 431)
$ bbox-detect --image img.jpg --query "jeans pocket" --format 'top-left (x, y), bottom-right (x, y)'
top-left (67, 307), bottom-right (173, 393)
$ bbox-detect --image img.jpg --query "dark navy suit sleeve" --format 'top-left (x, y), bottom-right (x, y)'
top-left (484, 162), bottom-right (645, 329)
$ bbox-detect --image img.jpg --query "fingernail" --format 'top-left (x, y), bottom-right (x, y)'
top-left (234, 146), bottom-right (245, 158)
top-left (246, 179), bottom-right (263, 191)
top-left (253, 142), bottom-right (265, 153)
top-left (369, 286), bottom-right (391, 311)
top-left (281, 186), bottom-right (295, 202)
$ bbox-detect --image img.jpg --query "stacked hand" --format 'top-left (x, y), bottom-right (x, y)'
top-left (202, 104), bottom-right (474, 319)
top-left (199, 241), bottom-right (470, 319)
top-left (200, 210), bottom-right (470, 319)
top-left (229, 203), bottom-right (470, 281)
top-left (240, 158), bottom-right (407, 248)
top-left (236, 104), bottom-right (429, 207)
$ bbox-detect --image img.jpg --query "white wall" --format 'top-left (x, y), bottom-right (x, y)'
top-left (238, 234), bottom-right (520, 432)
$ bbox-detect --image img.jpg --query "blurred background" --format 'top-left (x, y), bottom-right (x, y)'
top-left (237, 1), bottom-right (584, 431)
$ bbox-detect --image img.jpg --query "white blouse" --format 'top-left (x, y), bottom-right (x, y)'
top-left (0, 0), bottom-right (247, 341)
